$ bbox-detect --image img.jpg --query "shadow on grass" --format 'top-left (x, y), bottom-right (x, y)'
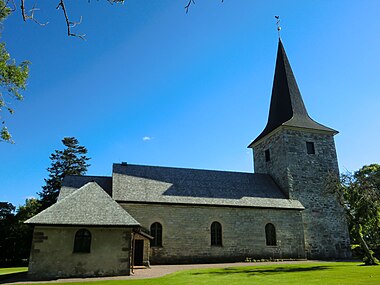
top-left (0, 272), bottom-right (28, 284)
top-left (358, 263), bottom-right (380, 267)
top-left (191, 266), bottom-right (331, 277)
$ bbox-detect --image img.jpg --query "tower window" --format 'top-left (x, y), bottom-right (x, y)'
top-left (265, 149), bottom-right (271, 162)
top-left (306, 142), bottom-right (315, 154)
top-left (150, 222), bottom-right (162, 247)
top-left (73, 229), bottom-right (91, 253)
top-left (211, 221), bottom-right (222, 246)
top-left (265, 223), bottom-right (276, 246)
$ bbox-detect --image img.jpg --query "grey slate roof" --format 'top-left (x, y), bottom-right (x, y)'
top-left (249, 39), bottom-right (337, 147)
top-left (26, 182), bottom-right (140, 226)
top-left (58, 175), bottom-right (112, 201)
top-left (112, 163), bottom-right (304, 210)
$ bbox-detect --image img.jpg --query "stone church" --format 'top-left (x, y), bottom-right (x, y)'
top-left (25, 39), bottom-right (351, 279)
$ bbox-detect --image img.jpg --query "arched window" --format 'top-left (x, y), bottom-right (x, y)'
top-left (265, 223), bottom-right (276, 246)
top-left (150, 222), bottom-right (162, 247)
top-left (211, 221), bottom-right (222, 246)
top-left (73, 229), bottom-right (91, 253)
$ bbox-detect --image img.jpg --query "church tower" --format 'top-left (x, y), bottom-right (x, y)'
top-left (249, 39), bottom-right (351, 259)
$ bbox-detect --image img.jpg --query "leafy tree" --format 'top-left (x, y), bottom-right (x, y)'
top-left (0, 0), bottom-right (30, 143)
top-left (329, 164), bottom-right (380, 265)
top-left (0, 199), bottom-right (41, 266)
top-left (0, 202), bottom-right (16, 265)
top-left (0, 201), bottom-right (15, 218)
top-left (13, 198), bottom-right (41, 263)
top-left (39, 137), bottom-right (90, 209)
top-left (16, 198), bottom-right (41, 221)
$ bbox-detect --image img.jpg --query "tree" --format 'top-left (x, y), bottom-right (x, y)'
top-left (0, 1), bottom-right (30, 143)
top-left (0, 202), bottom-right (16, 265)
top-left (0, 199), bottom-right (42, 266)
top-left (16, 198), bottom-right (41, 221)
top-left (0, 201), bottom-right (15, 218)
top-left (13, 198), bottom-right (41, 263)
top-left (39, 137), bottom-right (90, 209)
top-left (329, 164), bottom-right (380, 265)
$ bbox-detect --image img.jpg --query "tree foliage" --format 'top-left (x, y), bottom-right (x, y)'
top-left (0, 0), bottom-right (30, 143)
top-left (331, 164), bottom-right (380, 265)
top-left (0, 201), bottom-right (15, 218)
top-left (0, 199), bottom-right (41, 266)
top-left (345, 165), bottom-right (380, 248)
top-left (38, 137), bottom-right (90, 209)
top-left (16, 197), bottom-right (41, 222)
top-left (0, 202), bottom-right (16, 265)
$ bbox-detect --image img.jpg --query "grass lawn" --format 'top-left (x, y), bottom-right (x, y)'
top-left (15, 262), bottom-right (380, 285)
top-left (0, 267), bottom-right (28, 275)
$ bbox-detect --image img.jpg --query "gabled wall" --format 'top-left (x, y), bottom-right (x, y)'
top-left (28, 226), bottom-right (132, 279)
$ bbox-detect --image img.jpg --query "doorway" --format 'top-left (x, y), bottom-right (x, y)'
top-left (134, 240), bottom-right (144, 266)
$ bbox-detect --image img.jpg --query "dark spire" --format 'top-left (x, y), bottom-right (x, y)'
top-left (248, 39), bottom-right (337, 147)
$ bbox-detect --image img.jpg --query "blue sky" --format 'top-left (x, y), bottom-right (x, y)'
top-left (1, 0), bottom-right (380, 207)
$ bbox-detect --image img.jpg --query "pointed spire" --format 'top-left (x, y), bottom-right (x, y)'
top-left (249, 39), bottom-right (337, 147)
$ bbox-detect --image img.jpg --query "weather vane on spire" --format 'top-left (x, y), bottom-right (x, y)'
top-left (275, 15), bottom-right (281, 38)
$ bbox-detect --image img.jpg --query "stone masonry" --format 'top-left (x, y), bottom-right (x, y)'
top-left (121, 203), bottom-right (306, 264)
top-left (253, 127), bottom-right (351, 259)
top-left (28, 226), bottom-right (133, 279)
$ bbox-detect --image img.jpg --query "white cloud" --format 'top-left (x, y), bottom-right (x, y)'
top-left (24, 196), bottom-right (36, 200)
top-left (142, 136), bottom-right (152, 141)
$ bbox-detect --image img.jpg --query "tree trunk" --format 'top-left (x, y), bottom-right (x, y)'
top-left (356, 224), bottom-right (379, 265)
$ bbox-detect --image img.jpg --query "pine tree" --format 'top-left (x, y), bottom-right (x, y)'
top-left (39, 137), bottom-right (90, 209)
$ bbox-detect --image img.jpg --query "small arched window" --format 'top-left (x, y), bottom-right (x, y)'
top-left (150, 222), bottom-right (162, 247)
top-left (211, 221), bottom-right (222, 246)
top-left (73, 229), bottom-right (91, 253)
top-left (265, 223), bottom-right (276, 246)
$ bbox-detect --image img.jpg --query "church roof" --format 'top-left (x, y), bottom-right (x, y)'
top-left (58, 175), bottom-right (112, 201)
top-left (249, 39), bottom-right (337, 147)
top-left (112, 163), bottom-right (304, 210)
top-left (26, 182), bottom-right (140, 227)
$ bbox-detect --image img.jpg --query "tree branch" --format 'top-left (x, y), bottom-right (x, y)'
top-left (20, 0), bottom-right (48, 25)
top-left (185, 0), bottom-right (223, 14)
top-left (185, 0), bottom-right (195, 14)
top-left (56, 0), bottom-right (85, 40)
top-left (14, 0), bottom-right (224, 39)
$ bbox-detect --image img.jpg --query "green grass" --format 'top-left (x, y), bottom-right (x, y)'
top-left (0, 267), bottom-right (28, 275)
top-left (16, 262), bottom-right (380, 285)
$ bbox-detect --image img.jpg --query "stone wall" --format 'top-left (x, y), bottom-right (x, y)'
top-left (253, 127), bottom-right (351, 259)
top-left (121, 203), bottom-right (306, 264)
top-left (253, 128), bottom-right (290, 197)
top-left (28, 226), bottom-right (132, 279)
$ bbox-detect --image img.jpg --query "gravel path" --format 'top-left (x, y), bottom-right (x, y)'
top-left (2, 260), bottom-right (314, 284)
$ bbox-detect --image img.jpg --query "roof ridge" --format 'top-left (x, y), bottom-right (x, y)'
top-left (113, 163), bottom-right (260, 175)
top-left (26, 182), bottom-right (140, 226)
top-left (58, 181), bottom-right (95, 202)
